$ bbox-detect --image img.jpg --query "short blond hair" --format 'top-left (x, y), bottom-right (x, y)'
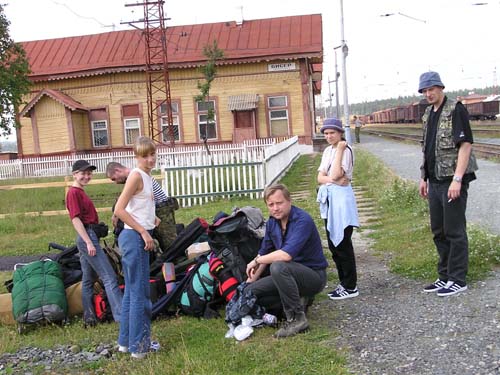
top-left (133, 136), bottom-right (156, 157)
top-left (263, 183), bottom-right (291, 203)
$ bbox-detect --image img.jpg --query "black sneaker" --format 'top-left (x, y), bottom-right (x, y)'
top-left (328, 285), bottom-right (359, 300)
top-left (423, 279), bottom-right (447, 293)
top-left (437, 281), bottom-right (467, 297)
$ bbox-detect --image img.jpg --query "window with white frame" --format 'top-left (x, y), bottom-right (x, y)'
top-left (196, 100), bottom-right (217, 140)
top-left (124, 118), bottom-right (140, 145)
top-left (160, 102), bottom-right (180, 142)
top-left (91, 120), bottom-right (108, 147)
top-left (268, 95), bottom-right (289, 136)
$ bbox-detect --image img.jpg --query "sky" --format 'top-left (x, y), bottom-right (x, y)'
top-left (3, 0), bottom-right (500, 118)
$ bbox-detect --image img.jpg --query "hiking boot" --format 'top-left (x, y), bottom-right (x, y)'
top-left (423, 279), bottom-right (447, 293)
top-left (328, 285), bottom-right (359, 300)
top-left (274, 312), bottom-right (309, 338)
top-left (437, 281), bottom-right (467, 297)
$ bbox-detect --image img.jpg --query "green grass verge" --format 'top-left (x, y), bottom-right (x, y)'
top-left (1, 151), bottom-right (499, 374)
top-left (354, 149), bottom-right (500, 282)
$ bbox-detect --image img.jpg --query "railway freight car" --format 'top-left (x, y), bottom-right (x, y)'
top-left (464, 101), bottom-right (499, 120)
top-left (406, 99), bottom-right (429, 123)
top-left (395, 106), bottom-right (406, 123)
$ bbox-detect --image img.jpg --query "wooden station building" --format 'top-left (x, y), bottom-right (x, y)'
top-left (17, 14), bottom-right (323, 157)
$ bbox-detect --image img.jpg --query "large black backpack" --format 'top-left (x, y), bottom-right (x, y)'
top-left (208, 207), bottom-right (265, 283)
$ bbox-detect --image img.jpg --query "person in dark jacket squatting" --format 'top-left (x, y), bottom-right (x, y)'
top-left (418, 71), bottom-right (478, 297)
top-left (245, 184), bottom-right (328, 338)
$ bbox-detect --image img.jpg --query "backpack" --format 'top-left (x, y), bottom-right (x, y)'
top-left (11, 260), bottom-right (68, 330)
top-left (150, 218), bottom-right (209, 277)
top-left (102, 240), bottom-right (124, 285)
top-left (48, 242), bottom-right (82, 288)
top-left (178, 255), bottom-right (218, 318)
top-left (209, 256), bottom-right (239, 302)
top-left (94, 278), bottom-right (165, 323)
top-left (208, 207), bottom-right (265, 283)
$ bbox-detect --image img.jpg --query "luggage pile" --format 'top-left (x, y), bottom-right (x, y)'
top-left (1, 206), bottom-right (266, 332)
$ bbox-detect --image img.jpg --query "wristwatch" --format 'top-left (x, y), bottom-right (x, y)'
top-left (453, 175), bottom-right (462, 182)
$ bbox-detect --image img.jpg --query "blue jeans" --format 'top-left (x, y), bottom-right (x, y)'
top-left (117, 229), bottom-right (152, 354)
top-left (76, 229), bottom-right (123, 322)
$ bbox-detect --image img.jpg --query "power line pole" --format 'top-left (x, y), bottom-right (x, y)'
top-left (333, 47), bottom-right (341, 119)
top-left (123, 0), bottom-right (175, 146)
top-left (326, 76), bottom-right (333, 118)
top-left (339, 0), bottom-right (353, 144)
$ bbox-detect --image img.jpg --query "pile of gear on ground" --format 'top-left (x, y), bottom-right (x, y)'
top-left (0, 206), bottom-right (279, 341)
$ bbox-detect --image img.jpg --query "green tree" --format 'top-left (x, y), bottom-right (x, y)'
top-left (0, 4), bottom-right (31, 137)
top-left (195, 40), bottom-right (224, 141)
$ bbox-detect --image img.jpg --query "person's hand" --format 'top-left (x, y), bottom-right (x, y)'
top-left (334, 175), bottom-right (350, 186)
top-left (86, 242), bottom-right (96, 257)
top-left (154, 216), bottom-right (161, 228)
top-left (419, 179), bottom-right (428, 199)
top-left (141, 231), bottom-right (155, 251)
top-left (246, 259), bottom-right (259, 280)
top-left (447, 180), bottom-right (462, 202)
top-left (337, 141), bottom-right (347, 152)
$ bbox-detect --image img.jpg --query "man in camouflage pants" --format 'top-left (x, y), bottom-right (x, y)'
top-left (106, 162), bottom-right (178, 252)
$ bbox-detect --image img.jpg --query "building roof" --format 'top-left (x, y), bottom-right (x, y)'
top-left (21, 14), bottom-right (323, 82)
top-left (20, 88), bottom-right (88, 117)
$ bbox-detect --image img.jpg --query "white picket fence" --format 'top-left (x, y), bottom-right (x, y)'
top-left (164, 136), bottom-right (300, 207)
top-left (0, 138), bottom-right (288, 180)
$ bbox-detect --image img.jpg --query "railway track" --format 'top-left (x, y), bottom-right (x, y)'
top-left (363, 130), bottom-right (500, 160)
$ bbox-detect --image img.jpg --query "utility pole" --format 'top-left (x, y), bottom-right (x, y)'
top-left (123, 0), bottom-right (175, 146)
top-left (334, 47), bottom-right (341, 119)
top-left (339, 0), bottom-right (353, 144)
top-left (327, 76), bottom-right (333, 118)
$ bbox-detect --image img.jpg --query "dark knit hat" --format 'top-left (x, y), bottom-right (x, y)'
top-left (418, 71), bottom-right (445, 93)
top-left (320, 118), bottom-right (344, 133)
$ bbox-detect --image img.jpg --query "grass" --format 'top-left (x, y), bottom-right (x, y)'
top-left (1, 151), bottom-right (499, 374)
top-left (353, 149), bottom-right (500, 282)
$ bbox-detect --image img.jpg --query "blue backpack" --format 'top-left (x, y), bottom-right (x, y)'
top-left (179, 255), bottom-right (218, 318)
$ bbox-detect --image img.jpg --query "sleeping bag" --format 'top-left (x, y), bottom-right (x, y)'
top-left (11, 260), bottom-right (68, 325)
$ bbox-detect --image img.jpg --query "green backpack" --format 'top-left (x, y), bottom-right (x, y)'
top-left (11, 260), bottom-right (68, 327)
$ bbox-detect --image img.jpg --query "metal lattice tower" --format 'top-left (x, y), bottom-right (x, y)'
top-left (125, 1), bottom-right (174, 146)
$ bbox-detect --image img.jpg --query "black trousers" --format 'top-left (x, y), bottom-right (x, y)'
top-left (325, 223), bottom-right (357, 290)
top-left (428, 181), bottom-right (469, 285)
top-left (246, 261), bottom-right (326, 320)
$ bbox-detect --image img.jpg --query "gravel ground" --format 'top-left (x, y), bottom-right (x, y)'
top-left (316, 228), bottom-right (500, 375)
top-left (315, 138), bottom-right (500, 374)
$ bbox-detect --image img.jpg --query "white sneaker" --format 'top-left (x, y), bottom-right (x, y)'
top-left (117, 345), bottom-right (128, 353)
top-left (131, 352), bottom-right (147, 360)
